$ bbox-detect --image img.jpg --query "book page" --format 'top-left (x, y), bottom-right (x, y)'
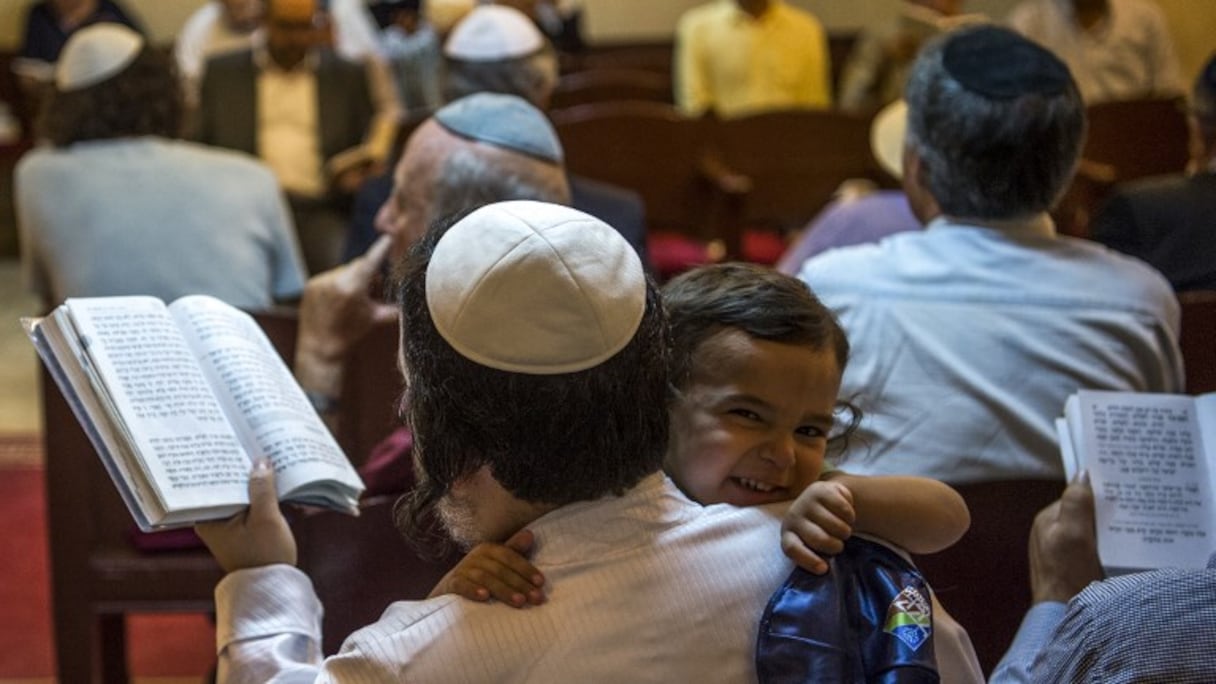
top-left (1056, 417), bottom-right (1079, 483)
top-left (170, 296), bottom-right (363, 505)
top-left (63, 297), bottom-right (251, 515)
top-left (1074, 390), bottom-right (1212, 572)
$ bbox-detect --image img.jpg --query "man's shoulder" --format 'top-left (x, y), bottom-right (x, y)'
top-left (678, 1), bottom-right (730, 32)
top-left (799, 231), bottom-right (918, 283)
top-left (157, 140), bottom-right (281, 185)
top-left (773, 1), bottom-right (826, 32)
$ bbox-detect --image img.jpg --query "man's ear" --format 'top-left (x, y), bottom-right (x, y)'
top-left (901, 145), bottom-right (940, 223)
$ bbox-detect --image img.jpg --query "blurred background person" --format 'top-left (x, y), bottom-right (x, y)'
top-left (674, 0), bottom-right (832, 118)
top-left (1008, 0), bottom-right (1183, 103)
top-left (16, 23), bottom-right (306, 311)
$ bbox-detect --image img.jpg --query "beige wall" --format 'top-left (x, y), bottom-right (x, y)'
top-left (1, 0), bottom-right (1212, 83)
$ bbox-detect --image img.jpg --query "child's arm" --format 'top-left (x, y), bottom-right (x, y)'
top-left (428, 529), bottom-right (546, 608)
top-left (781, 473), bottom-right (970, 573)
top-left (825, 471), bottom-right (969, 555)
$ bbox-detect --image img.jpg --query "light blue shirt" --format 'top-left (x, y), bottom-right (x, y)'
top-left (990, 553), bottom-right (1216, 682)
top-left (799, 215), bottom-right (1183, 482)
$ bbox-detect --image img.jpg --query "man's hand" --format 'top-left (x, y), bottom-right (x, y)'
top-left (295, 236), bottom-right (399, 399)
top-left (1029, 475), bottom-right (1103, 604)
top-left (195, 460), bottom-right (297, 572)
top-left (781, 480), bottom-right (856, 575)
top-left (428, 529), bottom-right (546, 608)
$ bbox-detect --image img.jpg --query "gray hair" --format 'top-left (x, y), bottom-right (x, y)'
top-left (441, 47), bottom-right (560, 108)
top-left (429, 146), bottom-right (571, 226)
top-left (904, 30), bottom-right (1085, 220)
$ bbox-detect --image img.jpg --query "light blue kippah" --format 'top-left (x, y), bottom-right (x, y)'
top-left (433, 92), bottom-right (564, 164)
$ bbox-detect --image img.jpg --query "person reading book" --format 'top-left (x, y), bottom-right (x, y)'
top-left (26, 294), bottom-right (364, 532)
top-left (196, 201), bottom-right (807, 681)
top-left (1058, 390), bottom-right (1216, 574)
top-left (990, 476), bottom-right (1216, 682)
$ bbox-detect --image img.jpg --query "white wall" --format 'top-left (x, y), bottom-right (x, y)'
top-left (1, 0), bottom-right (1212, 82)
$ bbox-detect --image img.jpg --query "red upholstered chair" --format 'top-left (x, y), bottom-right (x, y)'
top-left (913, 479), bottom-right (1065, 677)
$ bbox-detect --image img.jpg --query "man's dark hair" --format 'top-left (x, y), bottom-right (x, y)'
top-left (904, 27), bottom-right (1086, 220)
top-left (662, 262), bottom-right (859, 449)
top-left (395, 213), bottom-right (670, 551)
top-left (39, 46), bottom-right (183, 147)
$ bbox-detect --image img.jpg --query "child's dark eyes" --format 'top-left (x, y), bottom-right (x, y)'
top-left (727, 408), bottom-right (762, 422)
top-left (796, 425), bottom-right (828, 439)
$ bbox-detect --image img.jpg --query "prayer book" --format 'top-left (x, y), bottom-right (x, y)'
top-left (24, 295), bottom-right (365, 532)
top-left (1057, 390), bottom-right (1216, 574)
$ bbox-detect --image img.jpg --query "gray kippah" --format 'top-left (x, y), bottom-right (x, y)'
top-left (433, 93), bottom-right (564, 164)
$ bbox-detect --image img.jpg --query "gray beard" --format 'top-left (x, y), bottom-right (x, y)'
top-left (435, 493), bottom-right (480, 551)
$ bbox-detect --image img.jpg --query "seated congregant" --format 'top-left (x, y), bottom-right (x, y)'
top-left (1007, 0), bottom-right (1183, 103)
top-left (674, 0), bottom-right (832, 118)
top-left (16, 24), bottom-right (306, 312)
top-left (1089, 52), bottom-right (1216, 292)
top-left (193, 0), bottom-right (401, 274)
top-left (799, 25), bottom-right (1183, 483)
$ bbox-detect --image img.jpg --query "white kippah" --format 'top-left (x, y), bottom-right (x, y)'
top-left (870, 99), bottom-right (908, 180)
top-left (55, 23), bottom-right (144, 92)
top-left (426, 200), bottom-right (647, 375)
top-left (444, 5), bottom-right (543, 61)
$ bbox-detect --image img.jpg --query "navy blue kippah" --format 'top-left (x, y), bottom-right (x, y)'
top-left (942, 26), bottom-right (1071, 99)
top-left (433, 92), bottom-right (564, 164)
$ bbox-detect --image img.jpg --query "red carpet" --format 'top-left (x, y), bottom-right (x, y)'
top-left (0, 464), bottom-right (216, 679)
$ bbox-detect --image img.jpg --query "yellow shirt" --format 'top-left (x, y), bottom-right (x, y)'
top-left (675, 0), bottom-right (833, 118)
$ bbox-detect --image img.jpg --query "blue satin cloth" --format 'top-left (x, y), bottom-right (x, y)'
top-left (756, 537), bottom-right (940, 683)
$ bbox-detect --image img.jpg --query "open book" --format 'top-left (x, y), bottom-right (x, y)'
top-left (24, 295), bottom-right (365, 532)
top-left (1058, 390), bottom-right (1215, 574)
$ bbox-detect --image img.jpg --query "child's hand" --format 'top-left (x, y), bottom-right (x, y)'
top-left (781, 480), bottom-right (856, 575)
top-left (428, 529), bottom-right (546, 608)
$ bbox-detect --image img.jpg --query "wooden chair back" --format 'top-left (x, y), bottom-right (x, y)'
top-left (709, 108), bottom-right (879, 235)
top-left (335, 317), bottom-right (402, 465)
top-left (1179, 290), bottom-right (1216, 395)
top-left (550, 101), bottom-right (748, 260)
top-left (913, 479), bottom-right (1064, 677)
top-left (550, 68), bottom-right (673, 110)
top-left (1083, 96), bottom-right (1191, 183)
top-left (39, 306), bottom-right (298, 683)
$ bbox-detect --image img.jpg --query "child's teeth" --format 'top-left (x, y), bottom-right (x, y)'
top-left (739, 478), bottom-right (773, 492)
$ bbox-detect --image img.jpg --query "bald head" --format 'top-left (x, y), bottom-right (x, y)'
top-left (375, 95), bottom-right (570, 260)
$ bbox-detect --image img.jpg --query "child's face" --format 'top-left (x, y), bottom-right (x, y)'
top-left (667, 329), bottom-right (841, 506)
